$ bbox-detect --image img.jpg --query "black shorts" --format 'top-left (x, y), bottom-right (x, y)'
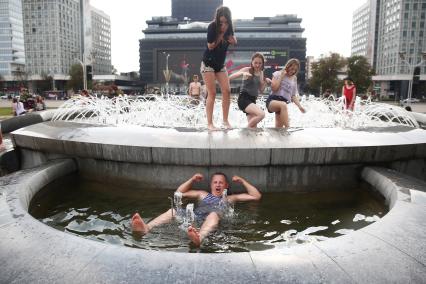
top-left (266, 95), bottom-right (290, 113)
top-left (238, 91), bottom-right (256, 114)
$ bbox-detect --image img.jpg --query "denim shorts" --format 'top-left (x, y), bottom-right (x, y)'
top-left (200, 61), bottom-right (226, 73)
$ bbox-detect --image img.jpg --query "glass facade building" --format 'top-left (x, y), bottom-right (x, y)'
top-left (91, 6), bottom-right (111, 75)
top-left (351, 0), bottom-right (378, 67)
top-left (0, 0), bottom-right (25, 78)
top-left (353, 0), bottom-right (426, 99)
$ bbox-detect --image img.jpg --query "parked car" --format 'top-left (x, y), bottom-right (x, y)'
top-left (400, 98), bottom-right (420, 104)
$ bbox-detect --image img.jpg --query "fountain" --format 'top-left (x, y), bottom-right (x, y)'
top-left (1, 94), bottom-right (425, 282)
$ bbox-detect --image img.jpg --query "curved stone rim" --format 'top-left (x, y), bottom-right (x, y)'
top-left (11, 121), bottom-right (426, 167)
top-left (0, 160), bottom-right (425, 282)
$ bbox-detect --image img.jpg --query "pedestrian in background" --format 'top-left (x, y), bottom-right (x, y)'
top-left (342, 77), bottom-right (356, 111)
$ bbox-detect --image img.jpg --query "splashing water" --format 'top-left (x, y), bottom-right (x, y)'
top-left (51, 94), bottom-right (419, 129)
top-left (173, 191), bottom-right (183, 210)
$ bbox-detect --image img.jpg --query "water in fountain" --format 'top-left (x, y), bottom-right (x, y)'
top-left (51, 94), bottom-right (419, 129)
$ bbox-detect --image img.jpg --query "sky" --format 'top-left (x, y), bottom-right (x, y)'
top-left (91, 0), bottom-right (367, 73)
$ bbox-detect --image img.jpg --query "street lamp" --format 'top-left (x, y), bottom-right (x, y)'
top-left (74, 58), bottom-right (87, 91)
top-left (399, 51), bottom-right (426, 105)
top-left (49, 69), bottom-right (55, 91)
top-left (162, 52), bottom-right (171, 96)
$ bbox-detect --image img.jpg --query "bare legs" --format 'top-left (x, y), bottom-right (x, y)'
top-left (216, 72), bottom-right (232, 129)
top-left (131, 209), bottom-right (175, 234)
top-left (132, 210), bottom-right (220, 247)
top-left (187, 212), bottom-right (219, 247)
top-left (245, 103), bottom-right (265, 128)
top-left (202, 71), bottom-right (231, 130)
top-left (267, 101), bottom-right (289, 128)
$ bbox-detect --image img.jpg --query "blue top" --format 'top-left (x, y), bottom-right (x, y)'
top-left (194, 193), bottom-right (224, 220)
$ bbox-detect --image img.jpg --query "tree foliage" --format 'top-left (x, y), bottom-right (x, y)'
top-left (308, 53), bottom-right (346, 95)
top-left (346, 55), bottom-right (375, 94)
top-left (35, 72), bottom-right (54, 93)
top-left (67, 63), bottom-right (84, 91)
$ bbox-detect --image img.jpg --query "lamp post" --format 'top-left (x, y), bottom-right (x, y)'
top-left (49, 69), bottom-right (55, 91)
top-left (398, 51), bottom-right (426, 106)
top-left (162, 52), bottom-right (170, 96)
top-left (74, 58), bottom-right (87, 91)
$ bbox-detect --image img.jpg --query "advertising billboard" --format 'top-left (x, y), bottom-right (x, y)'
top-left (156, 49), bottom-right (289, 84)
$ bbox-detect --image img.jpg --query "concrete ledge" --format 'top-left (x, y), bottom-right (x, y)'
top-left (0, 163), bottom-right (425, 283)
top-left (1, 110), bottom-right (56, 134)
top-left (11, 122), bottom-right (426, 167)
top-left (0, 148), bottom-right (19, 174)
top-left (409, 111), bottom-right (426, 126)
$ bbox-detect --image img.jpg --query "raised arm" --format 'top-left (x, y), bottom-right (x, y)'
top-left (228, 67), bottom-right (250, 81)
top-left (227, 34), bottom-right (237, 45)
top-left (227, 175), bottom-right (261, 203)
top-left (259, 71), bottom-right (271, 93)
top-left (176, 173), bottom-right (205, 199)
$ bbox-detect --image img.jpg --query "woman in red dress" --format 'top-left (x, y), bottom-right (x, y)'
top-left (342, 77), bottom-right (356, 111)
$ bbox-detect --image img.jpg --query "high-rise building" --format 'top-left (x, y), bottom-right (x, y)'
top-left (0, 0), bottom-right (25, 79)
top-left (22, 0), bottom-right (81, 78)
top-left (352, 0), bottom-right (426, 99)
top-left (172, 0), bottom-right (222, 22)
top-left (91, 6), bottom-right (111, 75)
top-left (22, 0), bottom-right (111, 87)
top-left (351, 0), bottom-right (378, 66)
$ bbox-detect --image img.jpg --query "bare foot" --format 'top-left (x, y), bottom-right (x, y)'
top-left (223, 121), bottom-right (232, 129)
top-left (131, 213), bottom-right (150, 234)
top-left (207, 124), bottom-right (219, 131)
top-left (187, 225), bottom-right (202, 247)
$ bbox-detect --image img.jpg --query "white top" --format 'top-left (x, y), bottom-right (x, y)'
top-left (13, 102), bottom-right (26, 116)
top-left (270, 71), bottom-right (298, 102)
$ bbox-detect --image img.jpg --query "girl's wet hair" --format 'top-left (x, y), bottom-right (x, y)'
top-left (213, 6), bottom-right (234, 39)
top-left (284, 58), bottom-right (300, 74)
top-left (249, 52), bottom-right (265, 76)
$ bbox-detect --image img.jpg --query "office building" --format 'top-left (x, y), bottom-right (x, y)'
top-left (22, 0), bottom-right (81, 80)
top-left (352, 0), bottom-right (426, 99)
top-left (351, 0), bottom-right (378, 67)
top-left (91, 6), bottom-right (111, 75)
top-left (22, 0), bottom-right (111, 89)
top-left (172, 0), bottom-right (222, 22)
top-left (140, 15), bottom-right (306, 92)
top-left (0, 0), bottom-right (25, 79)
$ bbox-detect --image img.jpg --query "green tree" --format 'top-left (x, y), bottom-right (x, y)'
top-left (346, 55), bottom-right (374, 95)
top-left (308, 53), bottom-right (346, 95)
top-left (67, 64), bottom-right (84, 91)
top-left (36, 72), bottom-right (54, 93)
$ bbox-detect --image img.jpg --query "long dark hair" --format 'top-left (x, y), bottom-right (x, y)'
top-left (213, 6), bottom-right (233, 41)
top-left (249, 52), bottom-right (265, 76)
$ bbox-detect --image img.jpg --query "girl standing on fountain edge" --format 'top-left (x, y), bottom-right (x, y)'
top-left (201, 6), bottom-right (237, 130)
top-left (266, 58), bottom-right (306, 128)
